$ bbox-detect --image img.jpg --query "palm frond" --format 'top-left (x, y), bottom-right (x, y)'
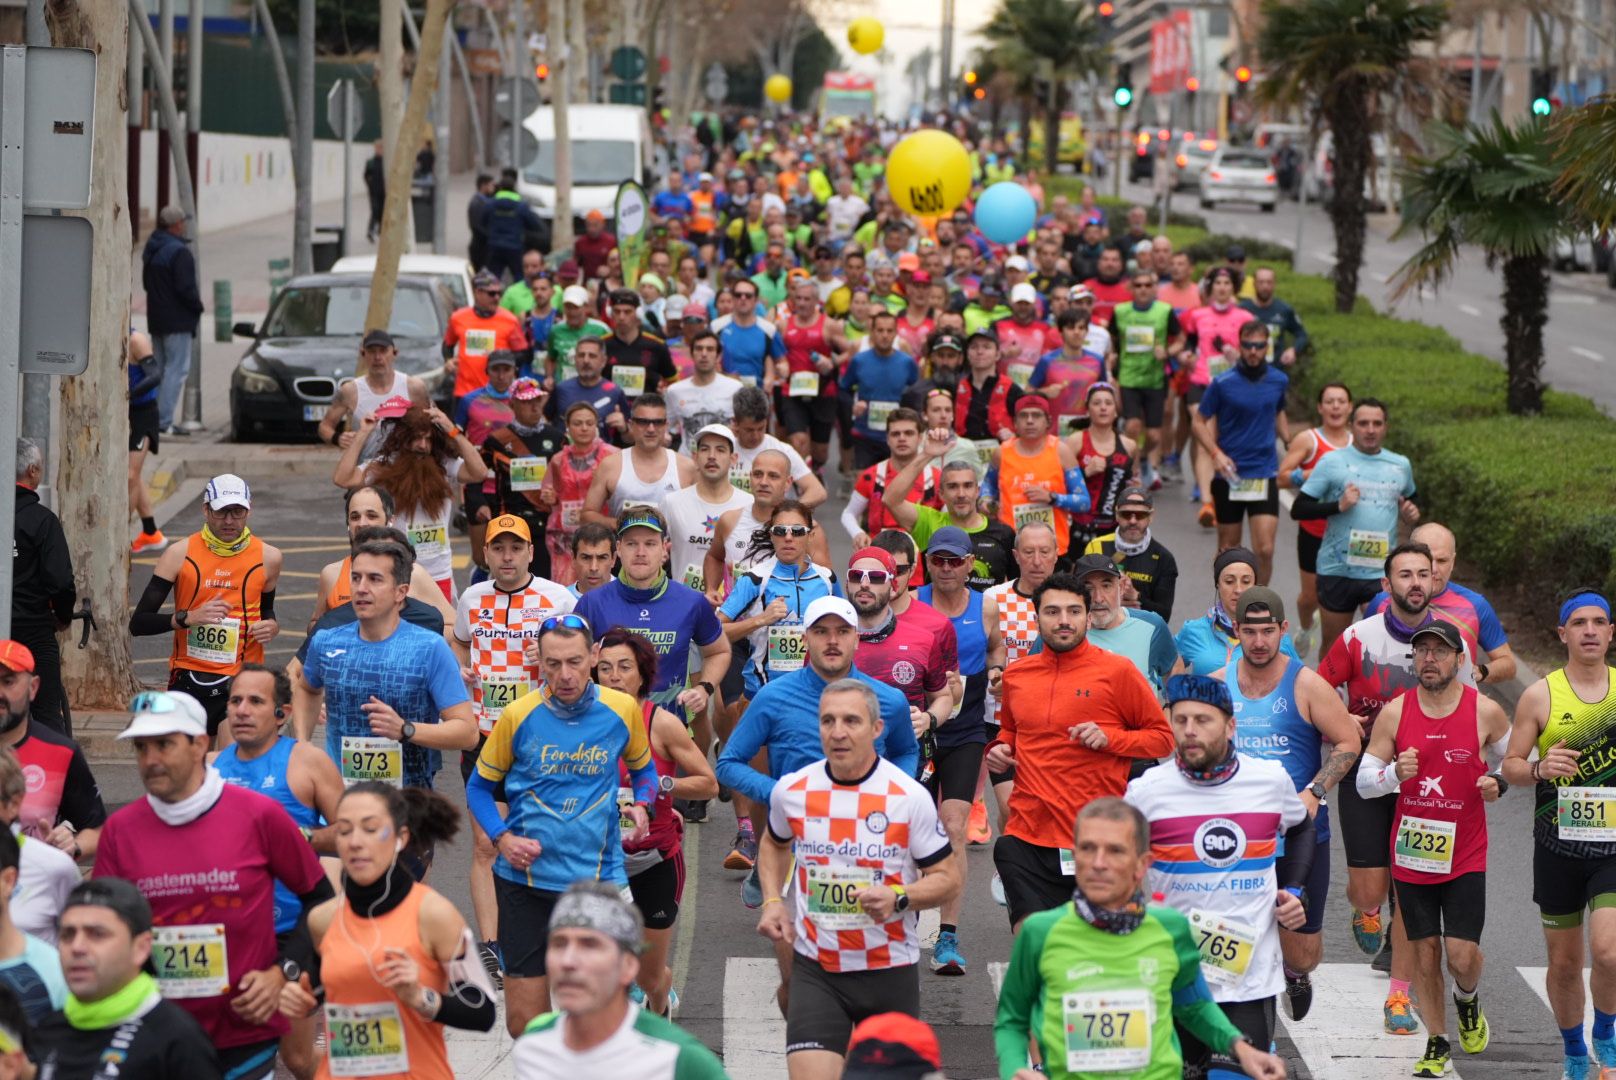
top-left (1549, 94), bottom-right (1616, 229)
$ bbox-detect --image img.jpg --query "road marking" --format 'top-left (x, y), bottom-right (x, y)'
top-left (724, 957), bottom-right (789, 1080)
top-left (1519, 964), bottom-right (1595, 1029)
top-left (1372, 272), bottom-right (1390, 284)
top-left (1572, 347), bottom-right (1605, 363)
top-left (917, 907), bottom-right (940, 949)
top-left (990, 959), bottom-right (1008, 999)
top-left (1277, 963), bottom-right (1464, 1078)
top-left (1459, 304), bottom-right (1482, 317)
top-left (1557, 294), bottom-right (1597, 305)
top-left (670, 819), bottom-right (701, 995)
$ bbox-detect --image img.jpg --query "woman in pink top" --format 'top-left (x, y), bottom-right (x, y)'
top-left (1179, 266), bottom-right (1255, 525)
top-left (542, 401), bottom-right (617, 583)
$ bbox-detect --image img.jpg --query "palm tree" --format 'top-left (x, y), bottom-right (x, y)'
top-left (982, 0), bottom-right (1106, 173)
top-left (1256, 0), bottom-right (1449, 313)
top-left (1389, 114), bottom-right (1586, 415)
top-left (1550, 93), bottom-right (1616, 230)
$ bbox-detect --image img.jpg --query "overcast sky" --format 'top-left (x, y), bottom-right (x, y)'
top-left (822, 0), bottom-right (993, 116)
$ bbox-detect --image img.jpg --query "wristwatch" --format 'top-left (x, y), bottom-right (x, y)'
top-left (174, 608), bottom-right (190, 629)
top-left (1307, 782), bottom-right (1327, 802)
top-left (400, 721), bottom-right (417, 743)
top-left (891, 883), bottom-right (910, 913)
top-left (279, 958), bottom-right (302, 983)
top-left (658, 774), bottom-right (676, 795)
top-left (697, 680), bottom-right (715, 698)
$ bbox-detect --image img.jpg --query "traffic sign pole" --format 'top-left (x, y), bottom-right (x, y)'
top-left (0, 47), bottom-right (27, 638)
top-left (342, 80), bottom-right (353, 255)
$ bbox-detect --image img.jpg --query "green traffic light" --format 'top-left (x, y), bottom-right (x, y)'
top-left (1531, 96), bottom-right (1552, 116)
top-left (1114, 86), bottom-right (1133, 108)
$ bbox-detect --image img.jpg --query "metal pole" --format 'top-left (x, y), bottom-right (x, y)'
top-left (181, 0), bottom-right (203, 430)
top-left (1469, 20), bottom-right (1482, 125)
top-left (341, 80), bottom-right (353, 256)
top-left (0, 48), bottom-right (28, 639)
top-left (510, 0), bottom-right (523, 171)
top-left (159, 0), bottom-right (173, 73)
top-left (20, 2), bottom-right (50, 483)
top-left (433, 22), bottom-right (450, 253)
top-left (449, 33), bottom-right (487, 170)
top-left (1294, 142), bottom-right (1310, 267)
top-left (939, 0), bottom-right (955, 108)
top-left (1112, 111), bottom-right (1123, 199)
top-left (293, 0), bottom-right (314, 274)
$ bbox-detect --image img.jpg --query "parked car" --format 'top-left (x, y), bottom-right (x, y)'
top-left (1306, 131), bottom-right (1397, 211)
top-left (1199, 147), bottom-right (1279, 212)
top-left (1172, 139), bottom-right (1219, 191)
top-left (329, 253), bottom-right (475, 310)
top-left (1553, 232), bottom-right (1597, 274)
top-left (228, 273), bottom-right (450, 442)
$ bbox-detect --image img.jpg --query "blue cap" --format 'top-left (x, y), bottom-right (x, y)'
top-left (1165, 674), bottom-right (1233, 716)
top-left (926, 526), bottom-right (974, 558)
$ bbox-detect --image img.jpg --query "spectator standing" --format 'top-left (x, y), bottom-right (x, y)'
top-left (10, 440), bottom-right (74, 734)
top-left (364, 139), bottom-right (386, 241)
top-left (467, 173), bottom-right (497, 272)
top-left (140, 206), bottom-right (203, 434)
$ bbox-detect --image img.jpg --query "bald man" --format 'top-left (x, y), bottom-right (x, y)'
top-left (1366, 522), bottom-right (1516, 685)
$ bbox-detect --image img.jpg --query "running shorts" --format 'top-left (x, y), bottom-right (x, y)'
top-left (778, 393), bottom-right (836, 443)
top-left (1178, 997), bottom-right (1275, 1080)
top-left (1210, 475), bottom-right (1280, 524)
top-left (785, 954), bottom-right (920, 1056)
top-left (1317, 574), bottom-right (1380, 616)
top-left (1296, 528), bottom-right (1322, 575)
top-left (495, 878), bottom-right (562, 978)
top-left (1294, 837), bottom-right (1332, 935)
top-left (992, 834), bottom-right (1073, 928)
top-left (629, 849), bottom-right (686, 931)
top-left (1533, 845), bottom-right (1616, 928)
top-left (130, 403), bottom-right (161, 453)
top-left (1121, 386), bottom-right (1166, 429)
top-left (1395, 871), bottom-right (1485, 943)
top-left (1335, 751), bottom-right (1396, 869)
top-left (168, 667), bottom-right (231, 736)
top-left (927, 742), bottom-right (986, 805)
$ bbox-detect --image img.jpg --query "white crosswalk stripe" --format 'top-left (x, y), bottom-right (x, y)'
top-left (724, 956), bottom-right (789, 1080)
top-left (1278, 963), bottom-right (1465, 1078)
top-left (1519, 964), bottom-right (1596, 1029)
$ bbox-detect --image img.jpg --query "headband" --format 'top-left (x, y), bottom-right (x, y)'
top-left (1165, 673), bottom-right (1234, 716)
top-left (549, 889), bottom-right (644, 954)
top-left (1560, 591), bottom-right (1612, 626)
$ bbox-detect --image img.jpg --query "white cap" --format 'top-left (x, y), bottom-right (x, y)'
top-left (204, 474), bottom-right (251, 510)
top-left (665, 294), bottom-right (689, 320)
top-left (694, 423), bottom-right (737, 450)
top-left (1009, 282), bottom-right (1039, 305)
top-left (562, 285), bottom-right (591, 307)
top-left (1005, 254), bottom-right (1030, 272)
top-left (803, 595), bottom-right (858, 629)
top-left (118, 690), bottom-right (209, 740)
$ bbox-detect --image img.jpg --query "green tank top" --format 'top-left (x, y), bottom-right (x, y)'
top-left (1111, 301), bottom-right (1173, 389)
top-left (1534, 666), bottom-right (1616, 857)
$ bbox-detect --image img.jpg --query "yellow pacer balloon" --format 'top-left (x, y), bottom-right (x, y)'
top-left (765, 74), bottom-right (793, 103)
top-left (885, 129), bottom-right (971, 217)
top-left (847, 17), bottom-right (884, 55)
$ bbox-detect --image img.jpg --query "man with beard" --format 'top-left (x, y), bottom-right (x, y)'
top-left (1072, 554), bottom-right (1179, 693)
top-left (1126, 673), bottom-right (1313, 1080)
top-left (899, 330), bottom-right (966, 412)
top-left (1320, 542), bottom-right (1478, 1034)
top-left (1356, 620), bottom-right (1508, 1076)
top-left (987, 574), bottom-right (1170, 931)
top-left (0, 642), bottom-right (105, 862)
top-left (1081, 486), bottom-right (1179, 620)
top-left (1213, 587), bottom-right (1362, 1021)
top-left (846, 547), bottom-right (955, 747)
top-left (446, 272), bottom-right (529, 401)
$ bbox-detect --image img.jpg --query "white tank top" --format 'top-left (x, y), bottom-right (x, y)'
top-left (724, 504), bottom-right (769, 574)
top-left (610, 448), bottom-right (684, 515)
top-left (353, 370), bottom-right (409, 420)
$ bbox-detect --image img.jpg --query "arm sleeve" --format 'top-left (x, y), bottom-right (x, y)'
top-left (1051, 468), bottom-right (1092, 513)
top-left (1275, 812), bottom-right (1316, 891)
top-left (434, 982), bottom-right (498, 1031)
top-left (840, 491), bottom-right (869, 540)
top-left (1289, 493), bottom-right (1340, 521)
top-left (716, 699), bottom-right (780, 807)
top-left (1168, 917), bottom-right (1246, 1055)
top-left (129, 575), bottom-right (178, 636)
top-left (129, 355), bottom-right (164, 398)
top-left (993, 912), bottom-right (1052, 1079)
top-left (466, 771), bottom-right (509, 841)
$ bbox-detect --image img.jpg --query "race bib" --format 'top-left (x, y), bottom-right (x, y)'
top-left (737, 374), bottom-right (759, 387)
top-left (729, 465), bottom-right (753, 493)
top-left (866, 400), bottom-right (899, 432)
top-left (152, 925), bottom-right (230, 999)
top-left (973, 439), bottom-right (999, 467)
top-left (1558, 786), bottom-right (1616, 841)
top-left (804, 864), bottom-right (877, 930)
top-left (1124, 324), bottom-right (1156, 352)
top-left (185, 617), bottom-right (241, 665)
top-left (1013, 501), bottom-right (1056, 532)
top-left (1394, 814), bottom-right (1456, 873)
top-left (1228, 476), bottom-right (1270, 502)
top-left (509, 456), bottom-right (547, 491)
top-left (341, 736), bottom-right (404, 787)
top-left (615, 366), bottom-right (647, 396)
top-left (1189, 909), bottom-right (1258, 987)
top-left (407, 522), bottom-right (450, 563)
top-left (1058, 848), bottom-right (1076, 876)
top-left (555, 361), bottom-right (578, 384)
top-left (1007, 363), bottom-right (1035, 388)
top-left (682, 563), bottom-right (705, 591)
top-left (619, 786), bottom-right (637, 840)
top-left (1346, 528), bottom-right (1390, 569)
top-left (326, 1001), bottom-right (409, 1077)
top-left (766, 624), bottom-right (806, 671)
top-left (463, 328), bottom-right (496, 356)
top-left (1208, 353), bottom-right (1231, 378)
top-left (1062, 988), bottom-right (1153, 1072)
top-left (789, 371), bottom-right (820, 397)
top-left (479, 678), bottom-right (531, 721)
top-left (560, 500), bottom-right (584, 530)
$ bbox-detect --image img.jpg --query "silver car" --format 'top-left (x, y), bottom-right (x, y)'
top-left (1200, 147), bottom-right (1279, 212)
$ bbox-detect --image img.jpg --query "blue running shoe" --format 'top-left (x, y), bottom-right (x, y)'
top-left (1562, 1053), bottom-right (1591, 1080)
top-left (931, 930), bottom-right (966, 975)
top-left (628, 982), bottom-right (647, 1005)
top-left (662, 987), bottom-right (680, 1020)
top-left (742, 865), bottom-right (764, 909)
top-left (1593, 1035), bottom-right (1616, 1070)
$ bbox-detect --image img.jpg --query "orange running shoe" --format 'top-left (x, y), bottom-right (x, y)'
top-left (130, 530), bottom-right (169, 554)
top-left (967, 798), bottom-right (991, 846)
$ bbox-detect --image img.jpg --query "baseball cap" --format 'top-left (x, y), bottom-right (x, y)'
top-left (664, 295), bottom-right (688, 321)
top-left (485, 514), bottom-right (532, 544)
top-left (682, 302), bottom-right (710, 321)
top-left (1014, 394), bottom-right (1052, 418)
top-left (511, 377), bottom-right (546, 402)
top-left (472, 270), bottom-right (502, 290)
top-left (585, 209), bottom-right (606, 223)
top-left (1072, 553), bottom-right (1123, 579)
top-left (1069, 283), bottom-right (1095, 301)
top-left (1225, 243), bottom-right (1248, 261)
top-left (373, 395), bottom-right (413, 421)
top-left (561, 285), bottom-right (591, 307)
top-left (910, 270), bottom-right (932, 286)
top-left (557, 258), bottom-right (582, 281)
top-left (698, 171), bottom-right (714, 183)
top-left (849, 546), bottom-right (898, 575)
top-left (1009, 282), bottom-right (1039, 305)
top-left (925, 526), bottom-right (973, 558)
top-left (62, 878), bottom-right (154, 936)
top-left (486, 350), bottom-right (519, 370)
top-left (978, 276), bottom-right (1005, 295)
top-left (1005, 254), bottom-right (1030, 272)
top-left (119, 690), bottom-right (209, 740)
top-left (1410, 619), bottom-right (1464, 652)
top-left (157, 205), bottom-right (186, 228)
top-left (966, 328), bottom-right (999, 348)
top-left (694, 423), bottom-right (737, 451)
top-left (1234, 585), bottom-right (1287, 624)
top-left (897, 252), bottom-right (921, 272)
top-left (803, 595), bottom-right (858, 629)
top-left (929, 330), bottom-right (965, 354)
top-left (1116, 485), bottom-right (1154, 511)
top-left (203, 474), bottom-right (251, 510)
top-left (842, 1013), bottom-right (943, 1080)
top-left (361, 328), bottom-right (395, 349)
top-left (1165, 673), bottom-right (1234, 716)
top-left (0, 641), bottom-right (35, 674)
top-left (615, 507), bottom-right (667, 537)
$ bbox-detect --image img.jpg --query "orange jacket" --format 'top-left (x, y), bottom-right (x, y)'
top-left (993, 638), bottom-right (1172, 850)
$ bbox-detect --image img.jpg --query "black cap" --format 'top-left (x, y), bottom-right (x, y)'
top-left (929, 330), bottom-right (966, 354)
top-left (967, 327), bottom-right (999, 348)
top-left (1072, 553), bottom-right (1123, 579)
top-left (63, 878), bottom-right (153, 935)
top-left (1410, 620), bottom-right (1464, 652)
top-left (361, 328), bottom-right (395, 349)
top-left (1225, 243), bottom-right (1248, 261)
top-left (979, 276), bottom-right (1006, 295)
top-left (486, 349), bottom-right (519, 369)
top-left (813, 244), bottom-right (835, 258)
top-left (1116, 485), bottom-right (1153, 511)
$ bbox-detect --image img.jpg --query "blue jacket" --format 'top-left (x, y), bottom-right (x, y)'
top-left (141, 229), bottom-right (203, 335)
top-left (481, 190), bottom-right (542, 252)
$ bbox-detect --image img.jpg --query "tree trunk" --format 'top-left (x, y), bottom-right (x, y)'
top-left (379, 0), bottom-right (403, 161)
top-left (47, 0), bottom-right (139, 707)
top-left (1500, 252), bottom-right (1549, 415)
top-left (365, 0), bottom-right (455, 333)
top-left (550, 0), bottom-right (575, 251)
top-left (1324, 89), bottom-right (1370, 314)
top-left (1044, 83), bottom-right (1062, 174)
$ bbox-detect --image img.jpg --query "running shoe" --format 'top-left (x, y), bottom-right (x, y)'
top-left (628, 982), bottom-right (647, 1005)
top-left (1149, 475), bottom-right (1163, 492)
top-left (662, 987), bottom-right (680, 1020)
top-left (1384, 990), bottom-right (1420, 1035)
top-left (1161, 453), bottom-right (1182, 482)
top-left (991, 873), bottom-right (1006, 908)
top-left (1414, 1035), bottom-right (1451, 1076)
top-left (130, 530), bottom-right (169, 554)
top-left (967, 798), bottom-right (991, 845)
top-left (1594, 1034), bottom-right (1616, 1069)
top-left (679, 799), bottom-right (709, 824)
top-left (1373, 936), bottom-right (1394, 973)
top-left (1561, 1053), bottom-right (1591, 1080)
top-left (1190, 484), bottom-right (1202, 502)
top-left (1283, 971), bottom-right (1314, 1022)
top-left (1352, 907), bottom-right (1385, 955)
top-left (1291, 623), bottom-right (1317, 658)
top-left (931, 930), bottom-right (966, 975)
top-left (717, 783), bottom-right (732, 803)
top-left (1140, 462), bottom-right (1158, 490)
top-left (1455, 994), bottom-right (1488, 1054)
top-left (741, 865), bottom-right (764, 909)
top-left (724, 829), bottom-right (757, 871)
top-left (478, 940), bottom-right (503, 990)
top-left (1197, 502), bottom-right (1215, 528)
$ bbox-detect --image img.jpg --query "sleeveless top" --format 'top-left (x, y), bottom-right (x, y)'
top-left (216, 737), bottom-right (319, 933)
top-left (1534, 665), bottom-right (1616, 858)
top-left (548, 442), bottom-right (615, 540)
top-left (171, 533), bottom-right (268, 675)
top-left (1390, 686), bottom-right (1487, 884)
top-left (353, 371), bottom-right (409, 422)
top-left (997, 436), bottom-right (1070, 554)
top-left (781, 313), bottom-right (835, 398)
top-left (316, 883), bottom-right (453, 1080)
top-left (328, 555), bottom-right (354, 609)
top-left (723, 504), bottom-right (770, 576)
top-left (1298, 427), bottom-right (1349, 539)
top-left (1225, 658), bottom-right (1328, 842)
top-left (610, 449), bottom-right (682, 516)
top-left (1074, 428), bottom-right (1133, 539)
top-left (621, 700), bottom-right (683, 866)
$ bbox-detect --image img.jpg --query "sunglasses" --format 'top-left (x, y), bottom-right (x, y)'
top-left (1117, 510), bottom-right (1151, 521)
top-left (734, 291), bottom-right (757, 300)
top-left (1240, 341), bottom-right (1269, 351)
top-left (770, 524), bottom-right (811, 537)
top-left (630, 416), bottom-right (668, 427)
top-left (927, 554), bottom-right (968, 568)
top-left (1131, 281), bottom-right (1155, 288)
top-left (131, 690), bottom-right (186, 713)
top-left (848, 569), bottom-right (892, 585)
top-left (539, 613), bottom-right (592, 638)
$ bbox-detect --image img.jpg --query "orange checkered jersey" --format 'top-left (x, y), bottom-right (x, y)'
top-left (453, 577), bottom-right (576, 733)
top-left (985, 580), bottom-right (1039, 726)
top-left (994, 638), bottom-right (1173, 851)
top-left (767, 758), bottom-right (952, 973)
top-left (170, 533), bottom-right (268, 676)
top-left (446, 306), bottom-right (527, 398)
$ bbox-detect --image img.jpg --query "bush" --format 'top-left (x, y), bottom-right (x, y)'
top-left (1181, 233), bottom-right (1294, 269)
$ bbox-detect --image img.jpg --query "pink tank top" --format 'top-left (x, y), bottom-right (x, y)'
top-left (1390, 686), bottom-right (1488, 884)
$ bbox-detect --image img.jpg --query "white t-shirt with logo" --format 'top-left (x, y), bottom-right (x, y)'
top-left (664, 374), bottom-right (744, 447)
top-left (663, 485), bottom-right (753, 591)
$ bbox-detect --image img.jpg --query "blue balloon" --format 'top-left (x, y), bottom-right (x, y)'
top-left (974, 181), bottom-right (1038, 245)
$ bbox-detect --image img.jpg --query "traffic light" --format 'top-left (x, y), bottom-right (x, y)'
top-left (1185, 77), bottom-right (1200, 92)
top-left (1235, 65), bottom-right (1252, 85)
top-left (964, 70), bottom-right (977, 86)
top-left (1097, 1), bottom-right (1115, 15)
top-left (1530, 68), bottom-right (1555, 115)
top-left (1114, 62), bottom-right (1133, 109)
top-left (535, 63), bottom-right (550, 81)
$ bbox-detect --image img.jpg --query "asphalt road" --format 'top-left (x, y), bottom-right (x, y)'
top-left (118, 455), bottom-right (1576, 1079)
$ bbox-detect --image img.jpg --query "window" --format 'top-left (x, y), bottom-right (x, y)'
top-left (525, 140), bottom-right (640, 186)
top-left (265, 284), bottom-right (441, 338)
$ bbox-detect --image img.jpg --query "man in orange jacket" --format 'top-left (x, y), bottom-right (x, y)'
top-left (986, 571), bottom-right (1173, 932)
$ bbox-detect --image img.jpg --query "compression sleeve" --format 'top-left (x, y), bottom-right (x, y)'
top-left (1356, 751), bottom-right (1403, 798)
top-left (435, 984), bottom-right (498, 1031)
top-left (1274, 814), bottom-right (1316, 891)
top-left (1050, 468), bottom-right (1092, 513)
top-left (129, 355), bottom-right (164, 398)
top-left (129, 576), bottom-right (178, 636)
top-left (840, 490), bottom-right (869, 540)
top-left (715, 703), bottom-right (778, 807)
top-left (992, 908), bottom-right (1053, 1079)
top-left (1484, 732), bottom-right (1510, 769)
top-left (465, 772), bottom-right (509, 842)
top-left (259, 589), bottom-right (276, 621)
top-left (279, 877), bottom-right (337, 975)
top-left (1289, 493), bottom-right (1339, 521)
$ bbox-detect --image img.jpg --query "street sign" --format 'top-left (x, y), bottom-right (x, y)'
top-left (703, 62), bottom-right (729, 104)
top-left (495, 78), bottom-right (542, 123)
top-left (325, 78), bottom-right (365, 140)
top-left (0, 45), bottom-right (96, 211)
top-left (18, 215), bottom-right (91, 376)
top-left (610, 46), bottom-right (646, 82)
top-left (609, 82), bottom-right (647, 106)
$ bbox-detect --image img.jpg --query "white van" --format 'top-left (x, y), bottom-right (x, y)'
top-left (517, 104), bottom-right (655, 230)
